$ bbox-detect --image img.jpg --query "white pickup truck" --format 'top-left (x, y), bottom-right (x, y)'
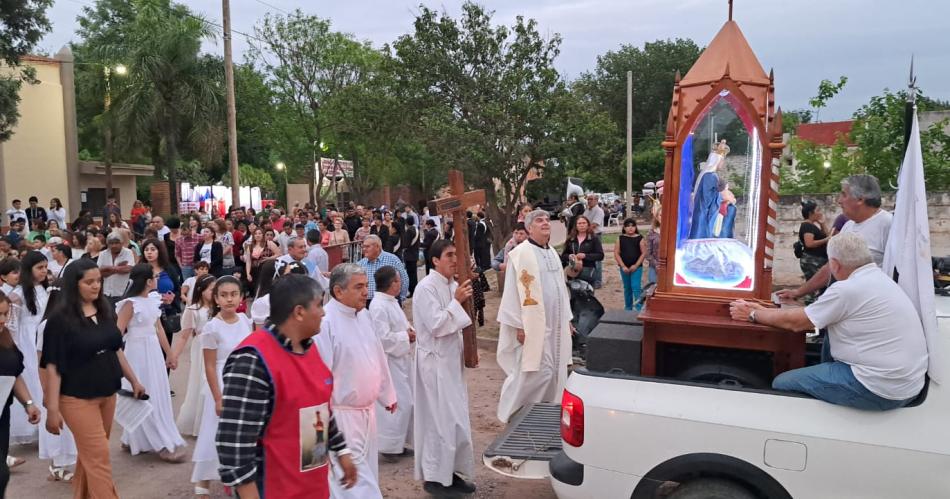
top-left (484, 298), bottom-right (950, 498)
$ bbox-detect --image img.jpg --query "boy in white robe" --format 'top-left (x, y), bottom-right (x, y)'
top-left (411, 239), bottom-right (477, 495)
top-left (369, 266), bottom-right (415, 460)
top-left (496, 209), bottom-right (573, 423)
top-left (316, 263), bottom-right (397, 499)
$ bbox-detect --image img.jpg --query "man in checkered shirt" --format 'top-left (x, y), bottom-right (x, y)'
top-left (357, 235), bottom-right (409, 307)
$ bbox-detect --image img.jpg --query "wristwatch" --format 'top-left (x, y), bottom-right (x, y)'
top-left (748, 310), bottom-right (757, 324)
top-left (21, 399), bottom-right (33, 408)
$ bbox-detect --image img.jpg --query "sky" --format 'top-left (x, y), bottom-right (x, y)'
top-left (38, 0), bottom-right (950, 121)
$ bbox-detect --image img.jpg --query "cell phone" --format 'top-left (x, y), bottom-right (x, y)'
top-left (117, 389), bottom-right (149, 401)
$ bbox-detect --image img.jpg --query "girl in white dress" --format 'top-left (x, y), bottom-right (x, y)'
top-left (36, 286), bottom-right (78, 481)
top-left (170, 274), bottom-right (215, 437)
top-left (192, 276), bottom-right (251, 499)
top-left (115, 264), bottom-right (186, 461)
top-left (10, 251), bottom-right (48, 446)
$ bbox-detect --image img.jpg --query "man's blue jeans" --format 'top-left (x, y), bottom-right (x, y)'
top-left (772, 361), bottom-right (914, 411)
top-left (180, 265), bottom-right (194, 280)
top-left (619, 266), bottom-right (643, 311)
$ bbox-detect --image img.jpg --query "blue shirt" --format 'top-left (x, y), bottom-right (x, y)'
top-left (358, 251), bottom-right (409, 300)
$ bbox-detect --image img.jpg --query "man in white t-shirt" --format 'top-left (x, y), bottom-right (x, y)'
top-left (730, 232), bottom-right (927, 410)
top-left (777, 174), bottom-right (892, 303)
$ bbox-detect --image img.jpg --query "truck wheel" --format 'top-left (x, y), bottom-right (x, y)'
top-left (667, 478), bottom-right (756, 499)
top-left (675, 362), bottom-right (769, 389)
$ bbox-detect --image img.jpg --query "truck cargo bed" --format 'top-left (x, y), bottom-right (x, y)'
top-left (483, 403), bottom-right (561, 479)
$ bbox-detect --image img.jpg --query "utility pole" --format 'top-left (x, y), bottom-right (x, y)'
top-left (104, 67), bottom-right (115, 198)
top-left (626, 70), bottom-right (633, 217)
top-left (223, 0), bottom-right (240, 210)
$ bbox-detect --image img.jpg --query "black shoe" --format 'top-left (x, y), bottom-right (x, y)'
top-left (424, 481), bottom-right (464, 497)
top-left (451, 474), bottom-right (476, 494)
top-left (381, 447), bottom-right (415, 463)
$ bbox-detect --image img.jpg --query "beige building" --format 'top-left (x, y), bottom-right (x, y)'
top-left (0, 48), bottom-right (151, 227)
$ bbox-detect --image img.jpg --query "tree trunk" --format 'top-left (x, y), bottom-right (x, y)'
top-left (165, 119), bottom-right (180, 214)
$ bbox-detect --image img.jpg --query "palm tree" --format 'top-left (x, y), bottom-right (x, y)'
top-left (114, 0), bottom-right (222, 212)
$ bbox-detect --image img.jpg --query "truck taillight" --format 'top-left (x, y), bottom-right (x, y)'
top-left (561, 389), bottom-right (584, 447)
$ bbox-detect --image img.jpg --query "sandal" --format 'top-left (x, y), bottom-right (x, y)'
top-left (159, 449), bottom-right (186, 463)
top-left (194, 486), bottom-right (211, 498)
top-left (6, 455), bottom-right (25, 468)
top-left (48, 465), bottom-right (74, 482)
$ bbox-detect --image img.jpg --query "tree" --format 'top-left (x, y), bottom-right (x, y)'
top-left (0, 0), bottom-right (53, 141)
top-left (392, 2), bottom-right (565, 248)
top-left (809, 76), bottom-right (847, 122)
top-left (782, 136), bottom-right (856, 194)
top-left (111, 0), bottom-right (223, 212)
top-left (782, 108), bottom-right (813, 134)
top-left (252, 10), bottom-right (376, 208)
top-left (222, 164), bottom-right (277, 196)
top-left (851, 89), bottom-right (950, 190)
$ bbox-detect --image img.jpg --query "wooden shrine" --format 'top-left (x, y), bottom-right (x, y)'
top-left (637, 12), bottom-right (804, 377)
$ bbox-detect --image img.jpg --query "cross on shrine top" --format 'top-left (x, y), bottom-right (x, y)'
top-left (429, 170), bottom-right (485, 368)
top-left (728, 0), bottom-right (734, 21)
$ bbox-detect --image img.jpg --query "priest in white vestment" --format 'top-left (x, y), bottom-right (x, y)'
top-left (316, 263), bottom-right (397, 499)
top-left (411, 239), bottom-right (478, 495)
top-left (369, 265), bottom-right (415, 460)
top-left (496, 209), bottom-right (573, 423)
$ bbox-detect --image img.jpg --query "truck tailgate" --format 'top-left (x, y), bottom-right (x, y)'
top-left (483, 403), bottom-right (562, 479)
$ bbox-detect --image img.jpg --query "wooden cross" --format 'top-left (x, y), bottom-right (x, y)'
top-left (429, 170), bottom-right (486, 368)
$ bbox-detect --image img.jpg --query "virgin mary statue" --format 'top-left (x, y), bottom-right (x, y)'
top-left (689, 140), bottom-right (736, 239)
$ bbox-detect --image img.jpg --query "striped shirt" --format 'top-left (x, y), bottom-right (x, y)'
top-left (216, 327), bottom-right (349, 487)
top-left (358, 251), bottom-right (409, 300)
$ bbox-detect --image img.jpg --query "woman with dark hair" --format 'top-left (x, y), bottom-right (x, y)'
top-left (27, 219), bottom-right (50, 244)
top-left (560, 215), bottom-right (604, 285)
top-left (115, 264), bottom-right (185, 460)
top-left (0, 292), bottom-right (41, 495)
top-left (47, 242), bottom-right (73, 280)
top-left (195, 227), bottom-right (223, 277)
top-left (798, 200), bottom-right (833, 304)
top-left (48, 198), bottom-right (67, 229)
top-left (70, 210), bottom-right (94, 233)
top-left (213, 219), bottom-right (237, 277)
top-left (244, 228), bottom-right (279, 286)
top-left (614, 218), bottom-right (647, 311)
top-left (171, 274), bottom-right (215, 437)
top-left (9, 251), bottom-right (48, 445)
top-left (40, 259), bottom-right (146, 499)
top-left (36, 284), bottom-right (78, 481)
top-left (141, 239), bottom-right (183, 352)
top-left (249, 261), bottom-right (308, 329)
top-left (107, 212), bottom-right (128, 231)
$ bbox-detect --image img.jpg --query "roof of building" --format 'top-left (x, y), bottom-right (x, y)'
top-left (796, 121), bottom-right (855, 146)
top-left (680, 20), bottom-right (769, 87)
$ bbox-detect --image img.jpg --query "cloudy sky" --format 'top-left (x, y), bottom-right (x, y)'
top-left (39, 0), bottom-right (949, 120)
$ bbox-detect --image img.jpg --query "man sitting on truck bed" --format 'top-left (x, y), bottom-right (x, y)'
top-left (729, 232), bottom-right (928, 410)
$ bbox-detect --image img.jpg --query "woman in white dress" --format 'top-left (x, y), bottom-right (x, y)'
top-left (36, 286), bottom-right (78, 481)
top-left (115, 264), bottom-right (186, 461)
top-left (10, 251), bottom-right (48, 446)
top-left (192, 276), bottom-right (252, 499)
top-left (48, 198), bottom-right (67, 229)
top-left (170, 274), bottom-right (215, 437)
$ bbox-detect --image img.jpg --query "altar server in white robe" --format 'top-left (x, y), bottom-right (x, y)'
top-left (369, 266), bottom-right (415, 460)
top-left (496, 209), bottom-right (573, 423)
top-left (316, 263), bottom-right (397, 499)
top-left (411, 239), bottom-right (477, 496)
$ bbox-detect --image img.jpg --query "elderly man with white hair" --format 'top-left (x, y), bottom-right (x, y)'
top-left (730, 232), bottom-right (928, 410)
top-left (357, 234), bottom-right (409, 307)
top-left (496, 209), bottom-right (573, 423)
top-left (316, 263), bottom-right (397, 498)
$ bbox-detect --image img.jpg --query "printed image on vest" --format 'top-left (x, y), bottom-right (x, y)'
top-left (300, 403), bottom-right (331, 471)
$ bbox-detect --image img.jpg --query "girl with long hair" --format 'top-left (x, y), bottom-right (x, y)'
top-left (40, 259), bottom-right (146, 499)
top-left (244, 228), bottom-right (278, 286)
top-left (36, 284), bottom-right (78, 481)
top-left (115, 264), bottom-right (186, 461)
top-left (191, 276), bottom-right (252, 498)
top-left (171, 274), bottom-right (215, 437)
top-left (141, 238), bottom-right (183, 351)
top-left (9, 251), bottom-right (48, 445)
top-left (47, 242), bottom-right (73, 280)
top-left (614, 219), bottom-right (647, 311)
top-left (48, 198), bottom-right (67, 229)
top-left (0, 292), bottom-right (41, 495)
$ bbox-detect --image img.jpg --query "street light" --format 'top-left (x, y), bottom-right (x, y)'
top-left (114, 64), bottom-right (128, 76)
top-left (823, 160), bottom-right (832, 169)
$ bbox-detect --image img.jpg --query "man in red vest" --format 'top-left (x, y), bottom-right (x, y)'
top-left (216, 274), bottom-right (357, 498)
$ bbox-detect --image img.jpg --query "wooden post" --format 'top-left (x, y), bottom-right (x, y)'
top-left (430, 170), bottom-right (486, 368)
top-left (223, 0), bottom-right (240, 209)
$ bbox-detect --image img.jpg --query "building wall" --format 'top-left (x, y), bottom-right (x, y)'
top-left (78, 174), bottom-right (138, 218)
top-left (0, 60), bottom-right (71, 217)
top-left (772, 192), bottom-right (950, 286)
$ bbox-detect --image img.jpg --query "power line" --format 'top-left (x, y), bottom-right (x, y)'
top-left (249, 0), bottom-right (290, 15)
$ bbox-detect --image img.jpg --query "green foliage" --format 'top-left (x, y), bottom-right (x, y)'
top-left (781, 109), bottom-right (813, 135)
top-left (391, 2), bottom-right (566, 245)
top-left (782, 136), bottom-right (856, 194)
top-left (222, 164), bottom-right (277, 195)
top-left (809, 76), bottom-right (847, 122)
top-left (851, 89), bottom-right (950, 191)
top-left (176, 159), bottom-right (213, 186)
top-left (0, 0), bottom-right (53, 141)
